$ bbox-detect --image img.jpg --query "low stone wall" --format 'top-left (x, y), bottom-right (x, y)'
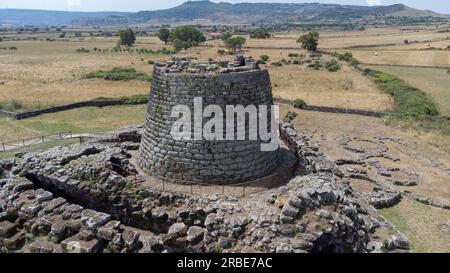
top-left (0, 100), bottom-right (135, 120)
top-left (274, 98), bottom-right (386, 118)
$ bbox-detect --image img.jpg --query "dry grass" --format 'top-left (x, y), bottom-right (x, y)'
top-left (281, 105), bottom-right (450, 252)
top-left (0, 104), bottom-right (147, 142)
top-left (351, 50), bottom-right (450, 67)
top-left (271, 64), bottom-right (393, 111)
top-left (0, 38), bottom-right (169, 109)
top-left (379, 198), bottom-right (450, 253)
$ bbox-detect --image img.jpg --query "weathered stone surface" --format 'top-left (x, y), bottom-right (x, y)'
top-left (138, 56), bottom-right (278, 184)
top-left (187, 226), bottom-right (205, 245)
top-left (61, 234), bottom-right (101, 253)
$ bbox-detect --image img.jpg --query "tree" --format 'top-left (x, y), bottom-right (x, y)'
top-left (157, 28), bottom-right (170, 44)
top-left (169, 26), bottom-right (205, 51)
top-left (250, 28), bottom-right (271, 39)
top-left (118, 28), bottom-right (136, 47)
top-left (297, 32), bottom-right (319, 52)
top-left (221, 33), bottom-right (232, 42)
top-left (224, 36), bottom-right (246, 54)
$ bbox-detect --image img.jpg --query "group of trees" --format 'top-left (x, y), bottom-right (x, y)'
top-left (120, 26), bottom-right (319, 55)
top-left (224, 36), bottom-right (246, 54)
top-left (250, 28), bottom-right (271, 39)
top-left (157, 26), bottom-right (205, 52)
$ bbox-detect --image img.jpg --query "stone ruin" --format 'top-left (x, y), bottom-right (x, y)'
top-left (0, 56), bottom-right (413, 253)
top-left (138, 56), bottom-right (279, 184)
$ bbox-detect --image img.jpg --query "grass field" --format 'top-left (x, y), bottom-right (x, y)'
top-left (364, 65), bottom-right (450, 117)
top-left (0, 104), bottom-right (146, 142)
top-left (0, 38), bottom-right (169, 110)
top-left (380, 198), bottom-right (450, 253)
top-left (351, 50), bottom-right (450, 67)
top-left (270, 64), bottom-right (393, 111)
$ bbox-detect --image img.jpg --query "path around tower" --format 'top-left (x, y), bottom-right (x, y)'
top-left (128, 142), bottom-right (299, 198)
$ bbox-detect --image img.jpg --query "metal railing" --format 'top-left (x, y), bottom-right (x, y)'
top-left (1, 132), bottom-right (77, 153)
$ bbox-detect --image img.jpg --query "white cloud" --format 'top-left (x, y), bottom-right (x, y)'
top-left (66, 0), bottom-right (82, 6)
top-left (366, 0), bottom-right (381, 6)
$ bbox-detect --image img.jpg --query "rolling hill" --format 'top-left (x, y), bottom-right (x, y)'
top-left (1, 1), bottom-right (448, 27)
top-left (72, 1), bottom-right (450, 26)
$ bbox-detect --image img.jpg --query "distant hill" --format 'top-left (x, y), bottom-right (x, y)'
top-left (72, 1), bottom-right (450, 26)
top-left (0, 9), bottom-right (129, 26)
top-left (1, 1), bottom-right (448, 27)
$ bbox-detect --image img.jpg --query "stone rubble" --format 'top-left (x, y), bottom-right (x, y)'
top-left (0, 122), bottom-right (411, 253)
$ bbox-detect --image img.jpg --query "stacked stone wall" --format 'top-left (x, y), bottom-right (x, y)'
top-left (138, 58), bottom-right (279, 184)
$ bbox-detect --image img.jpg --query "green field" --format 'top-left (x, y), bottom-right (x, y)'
top-left (365, 65), bottom-right (450, 117)
top-left (0, 104), bottom-right (147, 143)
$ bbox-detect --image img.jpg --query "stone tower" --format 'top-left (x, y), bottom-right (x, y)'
top-left (138, 56), bottom-right (279, 184)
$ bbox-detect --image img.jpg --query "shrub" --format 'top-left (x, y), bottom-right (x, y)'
top-left (75, 48), bottom-right (90, 53)
top-left (217, 49), bottom-right (225, 55)
top-left (85, 67), bottom-right (152, 82)
top-left (0, 100), bottom-right (23, 111)
top-left (308, 61), bottom-right (322, 70)
top-left (271, 61), bottom-right (283, 67)
top-left (120, 94), bottom-right (148, 104)
top-left (156, 47), bottom-right (175, 55)
top-left (447, 68), bottom-right (450, 74)
top-left (292, 59), bottom-right (303, 65)
top-left (59, 33), bottom-right (66, 38)
top-left (288, 53), bottom-right (300, 58)
top-left (8, 46), bottom-right (17, 50)
top-left (293, 99), bottom-right (307, 109)
top-left (368, 70), bottom-right (439, 116)
top-left (260, 55), bottom-right (269, 62)
top-left (326, 59), bottom-right (341, 72)
top-left (334, 52), bottom-right (353, 62)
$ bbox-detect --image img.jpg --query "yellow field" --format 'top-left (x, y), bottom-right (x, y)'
top-left (351, 50), bottom-right (450, 67)
top-left (270, 65), bottom-right (393, 111)
top-left (0, 38), bottom-right (170, 109)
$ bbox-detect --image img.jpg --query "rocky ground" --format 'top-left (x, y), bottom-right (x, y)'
top-left (0, 118), bottom-right (414, 253)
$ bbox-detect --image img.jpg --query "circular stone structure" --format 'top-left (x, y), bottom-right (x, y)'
top-left (138, 56), bottom-right (280, 184)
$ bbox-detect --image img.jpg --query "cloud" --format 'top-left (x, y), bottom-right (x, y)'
top-left (66, 0), bottom-right (82, 6)
top-left (366, 0), bottom-right (381, 6)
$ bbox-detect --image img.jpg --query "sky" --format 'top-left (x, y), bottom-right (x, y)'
top-left (0, 0), bottom-right (448, 14)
